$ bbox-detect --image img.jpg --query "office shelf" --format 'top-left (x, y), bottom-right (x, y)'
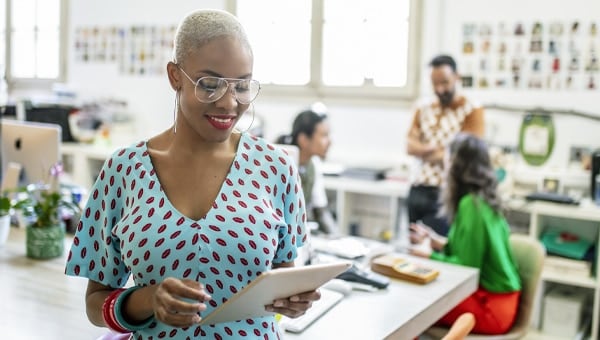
top-left (541, 267), bottom-right (596, 289)
top-left (515, 199), bottom-right (600, 339)
top-left (323, 176), bottom-right (410, 240)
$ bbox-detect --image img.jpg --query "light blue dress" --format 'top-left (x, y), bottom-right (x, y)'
top-left (65, 133), bottom-right (306, 339)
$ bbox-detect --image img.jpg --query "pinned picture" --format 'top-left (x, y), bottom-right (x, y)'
top-left (540, 177), bottom-right (561, 194)
top-left (461, 76), bottom-right (474, 88)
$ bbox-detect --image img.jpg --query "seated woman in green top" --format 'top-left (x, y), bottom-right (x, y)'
top-left (409, 132), bottom-right (521, 335)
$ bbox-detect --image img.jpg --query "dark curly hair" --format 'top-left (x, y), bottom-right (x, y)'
top-left (441, 132), bottom-right (501, 221)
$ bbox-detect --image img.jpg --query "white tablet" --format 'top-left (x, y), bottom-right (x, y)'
top-left (199, 261), bottom-right (352, 325)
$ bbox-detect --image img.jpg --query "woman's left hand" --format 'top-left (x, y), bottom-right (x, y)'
top-left (265, 290), bottom-right (321, 318)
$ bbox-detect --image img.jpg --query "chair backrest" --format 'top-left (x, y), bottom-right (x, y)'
top-left (504, 234), bottom-right (546, 337)
top-left (426, 234), bottom-right (546, 340)
top-left (466, 234), bottom-right (546, 340)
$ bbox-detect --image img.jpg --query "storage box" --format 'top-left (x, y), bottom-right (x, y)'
top-left (541, 230), bottom-right (592, 260)
top-left (542, 286), bottom-right (588, 337)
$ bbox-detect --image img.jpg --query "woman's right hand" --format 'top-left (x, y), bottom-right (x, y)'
top-left (409, 223), bottom-right (429, 244)
top-left (409, 223), bottom-right (447, 251)
top-left (152, 278), bottom-right (211, 327)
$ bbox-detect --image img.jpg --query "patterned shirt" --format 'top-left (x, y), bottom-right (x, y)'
top-left (409, 95), bottom-right (484, 186)
top-left (65, 133), bottom-right (306, 340)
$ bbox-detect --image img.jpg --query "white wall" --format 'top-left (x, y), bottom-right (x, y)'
top-left (60, 0), bottom-right (600, 169)
top-left (66, 0), bottom-right (227, 139)
top-left (435, 0), bottom-right (600, 173)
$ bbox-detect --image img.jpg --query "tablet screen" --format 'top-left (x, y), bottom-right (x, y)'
top-left (199, 261), bottom-right (351, 325)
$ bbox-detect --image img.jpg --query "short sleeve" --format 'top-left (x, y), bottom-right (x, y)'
top-left (273, 150), bottom-right (306, 264)
top-left (65, 151), bottom-right (130, 288)
top-left (462, 106), bottom-right (485, 137)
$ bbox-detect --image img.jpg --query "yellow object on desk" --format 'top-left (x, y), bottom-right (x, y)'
top-left (371, 254), bottom-right (439, 284)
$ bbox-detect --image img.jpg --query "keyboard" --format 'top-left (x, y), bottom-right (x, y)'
top-left (279, 288), bottom-right (344, 333)
top-left (525, 191), bottom-right (579, 205)
top-left (311, 237), bottom-right (371, 259)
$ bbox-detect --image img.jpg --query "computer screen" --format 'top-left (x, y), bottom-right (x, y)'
top-left (24, 103), bottom-right (77, 142)
top-left (1, 119), bottom-right (62, 187)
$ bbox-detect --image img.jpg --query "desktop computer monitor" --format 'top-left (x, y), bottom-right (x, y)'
top-left (1, 119), bottom-right (62, 187)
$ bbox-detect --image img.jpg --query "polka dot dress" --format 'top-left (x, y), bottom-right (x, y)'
top-left (65, 133), bottom-right (307, 339)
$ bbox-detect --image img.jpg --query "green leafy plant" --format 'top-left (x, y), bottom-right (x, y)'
top-left (13, 186), bottom-right (80, 228)
top-left (11, 162), bottom-right (80, 228)
top-left (0, 195), bottom-right (11, 216)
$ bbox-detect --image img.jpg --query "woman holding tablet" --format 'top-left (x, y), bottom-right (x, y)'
top-left (65, 9), bottom-right (317, 339)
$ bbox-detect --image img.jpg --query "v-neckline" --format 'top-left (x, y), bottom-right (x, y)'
top-left (140, 133), bottom-right (247, 224)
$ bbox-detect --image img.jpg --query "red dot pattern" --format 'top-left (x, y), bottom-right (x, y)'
top-left (65, 134), bottom-right (306, 339)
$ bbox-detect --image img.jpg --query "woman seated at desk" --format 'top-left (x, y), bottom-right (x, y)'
top-left (276, 107), bottom-right (338, 235)
top-left (409, 133), bottom-right (521, 335)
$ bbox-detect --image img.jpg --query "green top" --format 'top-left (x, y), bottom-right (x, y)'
top-left (430, 194), bottom-right (521, 293)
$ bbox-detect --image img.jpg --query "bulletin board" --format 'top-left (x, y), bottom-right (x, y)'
top-left (459, 20), bottom-right (599, 91)
top-left (73, 25), bottom-right (177, 76)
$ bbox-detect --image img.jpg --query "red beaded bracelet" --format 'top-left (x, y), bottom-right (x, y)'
top-left (102, 288), bottom-right (129, 333)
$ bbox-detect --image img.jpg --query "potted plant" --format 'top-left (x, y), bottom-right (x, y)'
top-left (0, 194), bottom-right (12, 246)
top-left (12, 163), bottom-right (81, 259)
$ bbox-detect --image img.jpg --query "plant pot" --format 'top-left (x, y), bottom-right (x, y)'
top-left (0, 215), bottom-right (10, 247)
top-left (26, 223), bottom-right (65, 259)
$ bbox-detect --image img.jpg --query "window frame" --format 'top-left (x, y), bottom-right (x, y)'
top-left (228, 0), bottom-right (423, 101)
top-left (2, 0), bottom-right (68, 92)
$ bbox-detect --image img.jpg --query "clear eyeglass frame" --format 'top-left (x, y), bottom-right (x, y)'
top-left (178, 66), bottom-right (261, 105)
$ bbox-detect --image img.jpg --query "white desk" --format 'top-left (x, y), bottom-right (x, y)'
top-left (285, 256), bottom-right (479, 340)
top-left (323, 176), bottom-right (410, 239)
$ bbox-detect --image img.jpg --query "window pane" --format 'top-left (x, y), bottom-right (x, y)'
top-left (0, 0), bottom-right (5, 93)
top-left (322, 0), bottom-right (410, 87)
top-left (322, 1), bottom-right (365, 86)
top-left (11, 31), bottom-right (35, 78)
top-left (10, 0), bottom-right (61, 80)
top-left (0, 0), bottom-right (5, 67)
top-left (11, 0), bottom-right (35, 30)
top-left (37, 0), bottom-right (60, 29)
top-left (36, 30), bottom-right (59, 78)
top-left (237, 0), bottom-right (311, 85)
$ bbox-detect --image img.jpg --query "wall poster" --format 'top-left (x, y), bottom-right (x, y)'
top-left (460, 20), bottom-right (599, 91)
top-left (73, 25), bottom-right (177, 76)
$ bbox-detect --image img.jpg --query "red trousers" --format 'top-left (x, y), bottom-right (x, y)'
top-left (437, 287), bottom-right (520, 335)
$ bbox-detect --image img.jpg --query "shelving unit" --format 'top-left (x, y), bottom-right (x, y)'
top-left (323, 176), bottom-right (410, 240)
top-left (61, 142), bottom-right (114, 189)
top-left (515, 199), bottom-right (600, 339)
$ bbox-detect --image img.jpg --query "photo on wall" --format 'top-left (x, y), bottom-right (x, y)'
top-left (459, 19), bottom-right (600, 91)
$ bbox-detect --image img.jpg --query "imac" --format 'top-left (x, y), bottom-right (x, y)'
top-left (1, 119), bottom-right (62, 187)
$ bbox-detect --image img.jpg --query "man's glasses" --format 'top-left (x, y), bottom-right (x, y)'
top-left (178, 66), bottom-right (261, 105)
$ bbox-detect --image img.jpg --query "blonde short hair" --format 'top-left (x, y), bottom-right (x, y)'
top-left (173, 9), bottom-right (252, 66)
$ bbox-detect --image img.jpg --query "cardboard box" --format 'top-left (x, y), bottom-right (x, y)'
top-left (542, 286), bottom-right (588, 337)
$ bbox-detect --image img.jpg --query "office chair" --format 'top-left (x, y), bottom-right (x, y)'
top-left (426, 234), bottom-right (546, 339)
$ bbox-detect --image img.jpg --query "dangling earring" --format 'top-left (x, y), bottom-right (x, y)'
top-left (242, 103), bottom-right (256, 134)
top-left (173, 90), bottom-right (179, 134)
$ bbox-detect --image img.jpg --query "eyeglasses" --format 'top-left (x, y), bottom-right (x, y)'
top-left (178, 66), bottom-right (261, 105)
